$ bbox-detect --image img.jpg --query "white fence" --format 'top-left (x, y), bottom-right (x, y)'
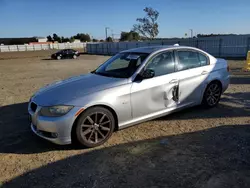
top-left (0, 42), bottom-right (87, 52)
top-left (87, 35), bottom-right (250, 58)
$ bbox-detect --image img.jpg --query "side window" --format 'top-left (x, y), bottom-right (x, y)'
top-left (177, 51), bottom-right (200, 71)
top-left (177, 50), bottom-right (209, 71)
top-left (145, 51), bottom-right (175, 77)
top-left (198, 53), bottom-right (209, 66)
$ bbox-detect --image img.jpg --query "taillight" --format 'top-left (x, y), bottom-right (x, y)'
top-left (227, 65), bottom-right (230, 72)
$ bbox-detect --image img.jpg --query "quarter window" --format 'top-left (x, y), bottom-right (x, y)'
top-left (198, 53), bottom-right (209, 66)
top-left (177, 50), bottom-right (209, 71)
top-left (145, 51), bottom-right (175, 77)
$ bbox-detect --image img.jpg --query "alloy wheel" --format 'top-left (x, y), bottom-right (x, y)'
top-left (80, 112), bottom-right (111, 144)
top-left (206, 83), bottom-right (221, 106)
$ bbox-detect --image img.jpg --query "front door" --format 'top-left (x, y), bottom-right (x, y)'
top-left (131, 50), bottom-right (180, 119)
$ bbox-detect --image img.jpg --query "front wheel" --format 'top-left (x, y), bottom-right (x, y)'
top-left (75, 107), bottom-right (115, 148)
top-left (73, 55), bottom-right (77, 59)
top-left (202, 81), bottom-right (222, 108)
top-left (57, 55), bottom-right (61, 60)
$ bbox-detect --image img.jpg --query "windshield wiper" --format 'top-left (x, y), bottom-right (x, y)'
top-left (92, 71), bottom-right (111, 77)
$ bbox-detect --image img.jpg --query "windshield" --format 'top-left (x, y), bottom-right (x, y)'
top-left (93, 52), bottom-right (149, 78)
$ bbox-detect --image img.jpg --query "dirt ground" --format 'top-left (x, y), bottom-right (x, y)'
top-left (0, 50), bottom-right (250, 188)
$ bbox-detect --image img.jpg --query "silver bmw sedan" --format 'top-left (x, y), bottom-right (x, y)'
top-left (28, 45), bottom-right (230, 147)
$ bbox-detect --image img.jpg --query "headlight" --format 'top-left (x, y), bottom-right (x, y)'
top-left (29, 94), bottom-right (35, 102)
top-left (40, 105), bottom-right (73, 117)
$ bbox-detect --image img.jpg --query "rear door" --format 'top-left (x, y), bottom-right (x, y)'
top-left (60, 50), bottom-right (67, 58)
top-left (65, 49), bottom-right (70, 58)
top-left (68, 49), bottom-right (75, 58)
top-left (175, 49), bottom-right (210, 105)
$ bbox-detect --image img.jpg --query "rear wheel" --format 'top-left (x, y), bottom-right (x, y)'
top-left (75, 107), bottom-right (115, 148)
top-left (73, 55), bottom-right (77, 59)
top-left (202, 81), bottom-right (222, 108)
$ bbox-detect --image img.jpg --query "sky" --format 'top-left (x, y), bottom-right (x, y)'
top-left (0, 0), bottom-right (250, 39)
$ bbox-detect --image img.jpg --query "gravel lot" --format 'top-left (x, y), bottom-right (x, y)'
top-left (0, 50), bottom-right (250, 188)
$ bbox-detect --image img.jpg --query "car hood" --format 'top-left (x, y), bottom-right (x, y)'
top-left (33, 73), bottom-right (128, 106)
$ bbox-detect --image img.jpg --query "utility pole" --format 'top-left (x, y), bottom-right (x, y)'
top-left (190, 29), bottom-right (193, 38)
top-left (111, 29), bottom-right (114, 40)
top-left (105, 27), bottom-right (109, 40)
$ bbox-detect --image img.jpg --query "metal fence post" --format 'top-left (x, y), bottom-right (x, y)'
top-left (196, 39), bottom-right (199, 48)
top-left (218, 38), bottom-right (222, 57)
top-left (117, 43), bottom-right (119, 53)
top-left (106, 43), bottom-right (109, 55)
top-left (246, 37), bottom-right (250, 57)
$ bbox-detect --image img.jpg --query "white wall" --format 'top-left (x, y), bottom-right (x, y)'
top-left (37, 38), bottom-right (47, 43)
top-left (0, 42), bottom-right (87, 52)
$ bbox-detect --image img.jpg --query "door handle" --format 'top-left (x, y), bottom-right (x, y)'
top-left (169, 79), bottom-right (178, 84)
top-left (201, 71), bottom-right (208, 75)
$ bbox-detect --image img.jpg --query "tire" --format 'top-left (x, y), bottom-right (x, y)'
top-left (73, 55), bottom-right (77, 59)
top-left (75, 107), bottom-right (115, 148)
top-left (202, 81), bottom-right (222, 108)
top-left (57, 55), bottom-right (61, 60)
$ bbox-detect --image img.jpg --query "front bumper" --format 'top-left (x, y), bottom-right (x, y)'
top-left (28, 102), bottom-right (82, 145)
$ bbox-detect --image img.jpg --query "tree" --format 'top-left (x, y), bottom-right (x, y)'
top-left (197, 33), bottom-right (237, 38)
top-left (106, 37), bottom-right (113, 42)
top-left (92, 38), bottom-right (99, 42)
top-left (100, 39), bottom-right (104, 42)
top-left (120, 31), bottom-right (140, 41)
top-left (73, 33), bottom-right (91, 42)
top-left (70, 37), bottom-right (75, 42)
top-left (61, 37), bottom-right (70, 43)
top-left (133, 7), bottom-right (159, 40)
top-left (47, 35), bottom-right (53, 42)
top-left (53, 33), bottom-right (61, 43)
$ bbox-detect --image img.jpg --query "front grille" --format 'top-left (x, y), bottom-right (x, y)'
top-left (30, 102), bottom-right (37, 112)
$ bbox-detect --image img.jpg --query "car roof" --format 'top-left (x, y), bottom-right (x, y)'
top-left (59, 49), bottom-right (74, 51)
top-left (121, 45), bottom-right (200, 54)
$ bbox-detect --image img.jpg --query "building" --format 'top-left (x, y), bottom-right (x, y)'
top-left (29, 37), bottom-right (52, 45)
top-left (36, 37), bottom-right (47, 43)
top-left (73, 39), bottom-right (81, 43)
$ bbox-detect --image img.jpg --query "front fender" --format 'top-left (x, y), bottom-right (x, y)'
top-left (68, 84), bottom-right (132, 127)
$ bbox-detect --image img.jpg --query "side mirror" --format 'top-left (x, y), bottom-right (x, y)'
top-left (141, 69), bottom-right (155, 79)
top-left (134, 69), bottom-right (155, 82)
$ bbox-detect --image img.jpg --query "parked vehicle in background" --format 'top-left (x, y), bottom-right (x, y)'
top-left (29, 45), bottom-right (230, 148)
top-left (51, 49), bottom-right (80, 60)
